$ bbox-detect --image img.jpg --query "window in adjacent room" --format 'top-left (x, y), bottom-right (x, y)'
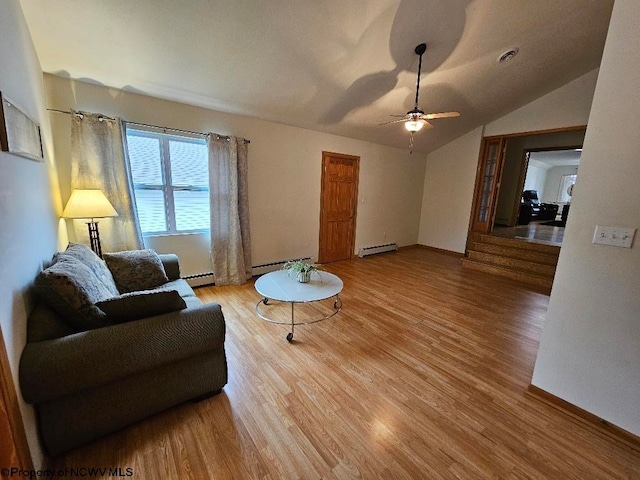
top-left (557, 174), bottom-right (577, 203)
top-left (125, 126), bottom-right (209, 235)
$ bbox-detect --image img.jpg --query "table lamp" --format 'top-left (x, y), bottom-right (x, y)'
top-left (62, 189), bottom-right (118, 257)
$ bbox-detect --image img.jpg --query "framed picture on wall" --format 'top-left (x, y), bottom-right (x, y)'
top-left (0, 91), bottom-right (44, 162)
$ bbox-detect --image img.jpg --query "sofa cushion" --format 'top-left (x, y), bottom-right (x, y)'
top-left (57, 243), bottom-right (119, 297)
top-left (103, 249), bottom-right (169, 293)
top-left (183, 295), bottom-right (203, 309)
top-left (34, 255), bottom-right (111, 331)
top-left (96, 290), bottom-right (187, 323)
top-left (157, 279), bottom-right (197, 299)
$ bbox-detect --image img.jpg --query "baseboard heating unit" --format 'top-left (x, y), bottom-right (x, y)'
top-left (358, 243), bottom-right (398, 258)
top-left (252, 257), bottom-right (312, 276)
top-left (183, 272), bottom-right (215, 287)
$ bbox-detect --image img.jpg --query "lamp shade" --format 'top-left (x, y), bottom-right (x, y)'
top-left (62, 189), bottom-right (118, 219)
top-left (404, 119), bottom-right (425, 132)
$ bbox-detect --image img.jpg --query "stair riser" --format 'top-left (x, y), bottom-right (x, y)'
top-left (475, 234), bottom-right (560, 255)
top-left (462, 259), bottom-right (553, 291)
top-left (473, 243), bottom-right (558, 265)
top-left (467, 251), bottom-right (555, 276)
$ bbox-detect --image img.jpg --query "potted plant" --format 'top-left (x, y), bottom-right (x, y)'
top-left (282, 260), bottom-right (323, 283)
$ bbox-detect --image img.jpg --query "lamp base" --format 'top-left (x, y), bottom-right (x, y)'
top-left (86, 221), bottom-right (102, 258)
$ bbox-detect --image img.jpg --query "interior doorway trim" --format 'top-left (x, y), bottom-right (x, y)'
top-left (467, 125), bottom-right (587, 246)
top-left (483, 125), bottom-right (587, 141)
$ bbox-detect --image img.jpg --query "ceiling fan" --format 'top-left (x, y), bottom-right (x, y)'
top-left (380, 43), bottom-right (460, 152)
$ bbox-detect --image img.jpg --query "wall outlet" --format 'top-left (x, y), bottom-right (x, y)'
top-left (592, 225), bottom-right (636, 248)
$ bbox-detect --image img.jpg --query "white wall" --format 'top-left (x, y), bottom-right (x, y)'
top-left (523, 159), bottom-right (549, 198)
top-left (542, 165), bottom-right (579, 205)
top-left (417, 127), bottom-right (483, 252)
top-left (532, 0), bottom-right (640, 435)
top-left (418, 69), bottom-right (598, 252)
top-left (0, 0), bottom-right (62, 468)
top-left (45, 75), bottom-right (427, 273)
top-left (484, 69), bottom-right (599, 137)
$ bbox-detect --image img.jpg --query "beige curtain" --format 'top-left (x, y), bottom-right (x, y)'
top-left (70, 111), bottom-right (143, 252)
top-left (208, 135), bottom-right (252, 285)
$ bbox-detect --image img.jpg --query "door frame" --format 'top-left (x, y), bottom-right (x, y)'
top-left (510, 150), bottom-right (531, 227)
top-left (469, 137), bottom-right (507, 234)
top-left (0, 326), bottom-right (33, 470)
top-left (318, 151), bottom-right (360, 263)
top-left (467, 125), bottom-right (587, 249)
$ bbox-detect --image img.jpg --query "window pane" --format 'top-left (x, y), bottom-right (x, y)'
top-left (127, 133), bottom-right (163, 185)
top-left (133, 189), bottom-right (166, 233)
top-left (174, 190), bottom-right (210, 231)
top-left (558, 174), bottom-right (577, 202)
top-left (169, 140), bottom-right (208, 187)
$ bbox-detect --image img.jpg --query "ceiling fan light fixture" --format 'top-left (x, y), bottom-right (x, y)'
top-left (378, 42), bottom-right (459, 151)
top-left (404, 119), bottom-right (425, 132)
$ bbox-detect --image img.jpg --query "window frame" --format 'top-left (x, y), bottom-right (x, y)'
top-left (125, 125), bottom-right (209, 236)
top-left (557, 174), bottom-right (577, 203)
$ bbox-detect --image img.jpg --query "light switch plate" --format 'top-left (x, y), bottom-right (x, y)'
top-left (593, 225), bottom-right (636, 248)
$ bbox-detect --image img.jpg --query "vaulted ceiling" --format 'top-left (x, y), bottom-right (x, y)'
top-left (19, 0), bottom-right (614, 153)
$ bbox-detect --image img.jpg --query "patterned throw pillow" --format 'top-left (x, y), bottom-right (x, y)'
top-left (103, 249), bottom-right (169, 294)
top-left (57, 243), bottom-right (119, 297)
top-left (96, 290), bottom-right (186, 324)
top-left (34, 255), bottom-right (113, 331)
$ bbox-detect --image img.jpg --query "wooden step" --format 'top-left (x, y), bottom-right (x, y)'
top-left (476, 234), bottom-right (561, 255)
top-left (472, 242), bottom-right (559, 266)
top-left (462, 258), bottom-right (553, 292)
top-left (467, 250), bottom-right (556, 277)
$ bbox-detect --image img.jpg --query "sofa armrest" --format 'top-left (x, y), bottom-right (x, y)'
top-left (159, 254), bottom-right (181, 281)
top-left (20, 302), bottom-right (225, 404)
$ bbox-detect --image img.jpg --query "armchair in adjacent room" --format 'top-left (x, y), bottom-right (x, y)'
top-left (518, 190), bottom-right (559, 224)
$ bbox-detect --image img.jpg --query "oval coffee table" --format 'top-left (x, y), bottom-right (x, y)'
top-left (254, 270), bottom-right (343, 342)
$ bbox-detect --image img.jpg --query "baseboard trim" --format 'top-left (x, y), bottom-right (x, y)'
top-left (414, 244), bottom-right (464, 257)
top-left (526, 385), bottom-right (640, 452)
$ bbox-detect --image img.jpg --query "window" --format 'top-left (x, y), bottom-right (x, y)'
top-left (125, 126), bottom-right (209, 235)
top-left (557, 174), bottom-right (577, 203)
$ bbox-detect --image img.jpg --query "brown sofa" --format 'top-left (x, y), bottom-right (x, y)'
top-left (19, 248), bottom-right (227, 456)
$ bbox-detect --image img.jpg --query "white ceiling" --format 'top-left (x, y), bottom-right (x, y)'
top-left (19, 0), bottom-right (614, 154)
top-left (530, 149), bottom-right (581, 168)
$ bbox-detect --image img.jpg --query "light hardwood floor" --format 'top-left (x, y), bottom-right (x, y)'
top-left (50, 249), bottom-right (639, 479)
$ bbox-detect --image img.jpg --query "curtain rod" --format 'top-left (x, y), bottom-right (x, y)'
top-left (47, 108), bottom-right (114, 121)
top-left (47, 108), bottom-right (250, 144)
top-left (128, 121), bottom-right (251, 144)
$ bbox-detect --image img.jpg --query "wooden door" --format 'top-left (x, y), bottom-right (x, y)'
top-left (471, 138), bottom-right (506, 233)
top-left (319, 152), bottom-right (359, 263)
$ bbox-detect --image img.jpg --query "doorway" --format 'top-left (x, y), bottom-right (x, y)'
top-left (469, 127), bottom-right (585, 247)
top-left (318, 151), bottom-right (359, 263)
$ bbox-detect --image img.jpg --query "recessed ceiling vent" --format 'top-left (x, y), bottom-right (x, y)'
top-left (498, 48), bottom-right (519, 63)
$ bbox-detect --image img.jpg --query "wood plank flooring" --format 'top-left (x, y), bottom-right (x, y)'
top-left (49, 248), bottom-right (640, 479)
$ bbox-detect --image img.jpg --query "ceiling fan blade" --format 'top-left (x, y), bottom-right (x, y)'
top-left (422, 120), bottom-right (434, 129)
top-left (424, 111), bottom-right (460, 120)
top-left (389, 114), bottom-right (409, 117)
top-left (379, 117), bottom-right (409, 126)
